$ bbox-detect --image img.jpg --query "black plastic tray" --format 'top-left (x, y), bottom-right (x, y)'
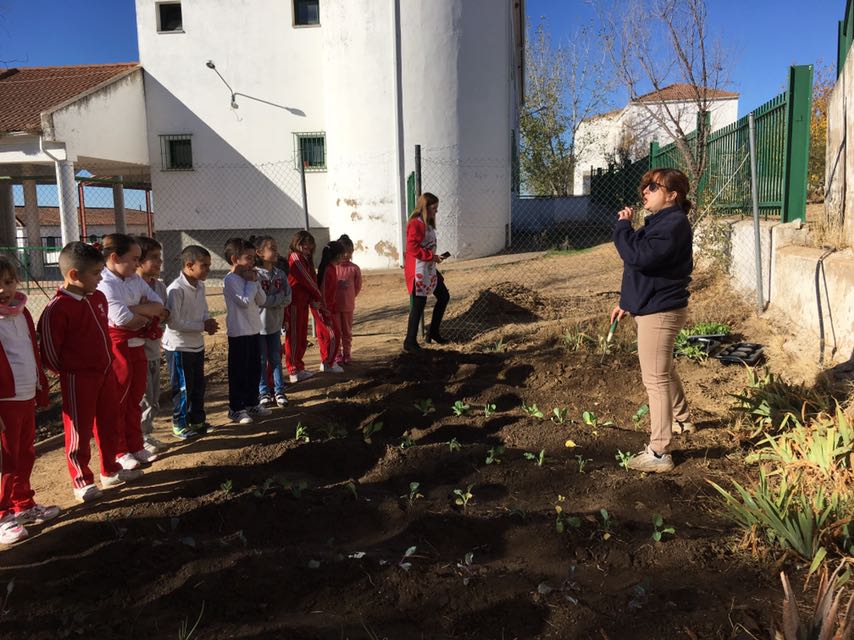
top-left (714, 342), bottom-right (764, 365)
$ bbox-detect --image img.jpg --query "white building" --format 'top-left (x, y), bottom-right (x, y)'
top-left (573, 84), bottom-right (739, 194)
top-left (136, 0), bottom-right (525, 273)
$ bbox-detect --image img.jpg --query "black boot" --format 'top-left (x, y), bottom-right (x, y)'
top-left (404, 295), bottom-right (426, 353)
top-left (426, 279), bottom-right (450, 344)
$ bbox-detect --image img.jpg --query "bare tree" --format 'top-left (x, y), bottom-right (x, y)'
top-left (598, 0), bottom-right (729, 197)
top-left (519, 21), bottom-right (617, 196)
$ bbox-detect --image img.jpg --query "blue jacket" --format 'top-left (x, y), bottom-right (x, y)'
top-left (613, 205), bottom-right (693, 316)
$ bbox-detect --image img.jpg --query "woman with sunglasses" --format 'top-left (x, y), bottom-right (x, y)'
top-left (611, 168), bottom-right (694, 473)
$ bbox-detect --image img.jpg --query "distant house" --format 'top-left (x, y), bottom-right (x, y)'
top-left (573, 84), bottom-right (739, 194)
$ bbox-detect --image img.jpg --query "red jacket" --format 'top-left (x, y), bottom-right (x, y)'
top-left (404, 217), bottom-right (436, 294)
top-left (38, 289), bottom-right (113, 376)
top-left (0, 308), bottom-right (49, 407)
top-left (288, 252), bottom-right (322, 305)
top-left (320, 263), bottom-right (338, 313)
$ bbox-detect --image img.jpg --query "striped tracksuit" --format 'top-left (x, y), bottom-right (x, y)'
top-left (285, 252), bottom-right (324, 374)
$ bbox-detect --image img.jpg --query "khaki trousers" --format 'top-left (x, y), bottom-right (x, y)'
top-left (635, 307), bottom-right (690, 454)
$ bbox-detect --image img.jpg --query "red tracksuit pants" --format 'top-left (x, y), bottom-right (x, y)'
top-left (60, 371), bottom-right (122, 488)
top-left (109, 341), bottom-right (147, 458)
top-left (317, 310), bottom-right (339, 367)
top-left (284, 301), bottom-right (309, 374)
top-left (335, 311), bottom-right (354, 361)
top-left (0, 399), bottom-right (37, 518)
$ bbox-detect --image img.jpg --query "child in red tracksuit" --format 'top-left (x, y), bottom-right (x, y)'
top-left (333, 234), bottom-right (362, 365)
top-left (285, 230), bottom-right (323, 383)
top-left (96, 234), bottom-right (167, 471)
top-left (0, 256), bottom-right (60, 544)
top-left (39, 242), bottom-right (144, 503)
top-left (316, 241), bottom-right (345, 373)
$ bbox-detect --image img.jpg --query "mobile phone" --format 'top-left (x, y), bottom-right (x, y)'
top-left (440, 251), bottom-right (451, 259)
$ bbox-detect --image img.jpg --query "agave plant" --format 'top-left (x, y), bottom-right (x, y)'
top-left (774, 561), bottom-right (854, 640)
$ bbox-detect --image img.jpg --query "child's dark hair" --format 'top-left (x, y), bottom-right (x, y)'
top-left (317, 240), bottom-right (345, 290)
top-left (101, 233), bottom-right (139, 260)
top-left (134, 235), bottom-right (162, 262)
top-left (58, 242), bottom-right (104, 277)
top-left (252, 235), bottom-right (276, 266)
top-left (224, 237), bottom-right (255, 265)
top-left (289, 230), bottom-right (316, 260)
top-left (337, 234), bottom-right (354, 253)
top-left (0, 255), bottom-right (19, 280)
top-left (181, 245), bottom-right (210, 264)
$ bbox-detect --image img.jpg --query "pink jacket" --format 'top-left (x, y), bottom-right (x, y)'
top-left (334, 260), bottom-right (362, 313)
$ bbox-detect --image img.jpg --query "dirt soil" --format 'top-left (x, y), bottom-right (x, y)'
top-left (0, 246), bottom-right (844, 639)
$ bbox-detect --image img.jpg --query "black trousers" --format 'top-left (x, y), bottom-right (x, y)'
top-left (405, 276), bottom-right (450, 344)
top-left (166, 349), bottom-right (207, 427)
top-left (228, 335), bottom-right (262, 412)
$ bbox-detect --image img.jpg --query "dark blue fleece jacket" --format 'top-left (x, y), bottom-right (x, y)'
top-left (613, 205), bottom-right (693, 316)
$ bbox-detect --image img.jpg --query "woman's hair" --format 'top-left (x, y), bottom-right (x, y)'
top-left (639, 168), bottom-right (693, 214)
top-left (289, 230), bottom-right (316, 258)
top-left (409, 192), bottom-right (439, 227)
top-left (317, 240), bottom-right (345, 290)
top-left (101, 233), bottom-right (139, 260)
top-left (134, 235), bottom-right (162, 262)
top-left (337, 234), bottom-right (354, 252)
top-left (0, 255), bottom-right (18, 281)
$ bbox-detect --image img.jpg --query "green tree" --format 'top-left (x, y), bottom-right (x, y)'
top-left (808, 62), bottom-right (833, 203)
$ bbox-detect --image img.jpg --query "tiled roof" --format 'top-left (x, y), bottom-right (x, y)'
top-left (15, 206), bottom-right (150, 227)
top-left (0, 63), bottom-right (139, 134)
top-left (635, 84), bottom-right (739, 103)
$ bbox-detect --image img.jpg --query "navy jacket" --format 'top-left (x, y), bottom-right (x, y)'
top-left (613, 205), bottom-right (693, 316)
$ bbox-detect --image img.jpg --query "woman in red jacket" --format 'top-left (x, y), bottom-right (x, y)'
top-left (404, 192), bottom-right (450, 352)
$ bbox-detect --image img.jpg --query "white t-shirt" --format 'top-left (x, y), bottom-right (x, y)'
top-left (97, 268), bottom-right (163, 347)
top-left (0, 313), bottom-right (36, 401)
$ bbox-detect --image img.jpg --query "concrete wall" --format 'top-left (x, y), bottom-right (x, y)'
top-left (825, 46), bottom-right (854, 245)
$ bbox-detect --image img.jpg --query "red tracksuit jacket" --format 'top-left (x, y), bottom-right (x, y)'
top-left (0, 308), bottom-right (49, 406)
top-left (38, 289), bottom-right (113, 376)
top-left (288, 252), bottom-right (322, 306)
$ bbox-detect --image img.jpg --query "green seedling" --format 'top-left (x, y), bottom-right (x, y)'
top-left (294, 422), bottom-right (310, 443)
top-left (252, 477), bottom-right (276, 498)
top-left (362, 421), bottom-right (383, 444)
top-left (582, 410), bottom-right (614, 429)
top-left (399, 431), bottom-right (414, 450)
top-left (399, 545), bottom-right (417, 572)
top-left (632, 404), bottom-right (650, 423)
top-left (485, 446), bottom-right (505, 465)
top-left (564, 327), bottom-right (594, 351)
top-left (522, 401), bottom-right (544, 419)
top-left (220, 479), bottom-right (233, 494)
top-left (177, 601), bottom-right (205, 640)
top-left (490, 337), bottom-right (505, 352)
top-left (447, 437), bottom-right (462, 452)
top-left (287, 480), bottom-right (308, 499)
top-left (599, 508), bottom-right (613, 540)
top-left (401, 481), bottom-right (424, 506)
top-left (651, 514), bottom-right (676, 542)
top-left (456, 552), bottom-right (476, 586)
top-left (615, 449), bottom-right (632, 470)
top-left (345, 481), bottom-right (359, 500)
top-left (555, 495), bottom-right (581, 533)
top-left (414, 399), bottom-right (435, 416)
top-left (524, 449), bottom-right (546, 467)
top-left (453, 484), bottom-right (474, 509)
top-left (319, 423), bottom-right (347, 440)
top-left (551, 407), bottom-right (568, 424)
top-left (575, 455), bottom-right (593, 473)
top-left (452, 400), bottom-right (471, 416)
top-left (483, 403), bottom-right (497, 418)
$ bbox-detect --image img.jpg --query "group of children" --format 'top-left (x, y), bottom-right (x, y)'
top-left (0, 229), bottom-right (360, 545)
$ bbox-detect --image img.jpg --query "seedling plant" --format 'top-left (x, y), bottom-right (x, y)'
top-left (220, 480), bottom-right (233, 494)
top-left (447, 437), bottom-right (461, 452)
top-left (582, 411), bottom-right (614, 429)
top-left (453, 485), bottom-right (474, 510)
top-left (362, 421), bottom-right (383, 443)
top-left (398, 545), bottom-right (417, 572)
top-left (414, 399), bottom-right (435, 416)
top-left (483, 403), bottom-right (497, 418)
top-left (555, 495), bottom-right (581, 533)
top-left (599, 508), bottom-right (613, 540)
top-left (575, 455), bottom-right (592, 473)
top-left (632, 404), bottom-right (650, 424)
top-left (401, 481), bottom-right (424, 506)
top-left (522, 401), bottom-right (544, 419)
top-left (485, 446), bottom-right (505, 465)
top-left (524, 449), bottom-right (546, 467)
top-left (294, 422), bottom-right (310, 443)
top-left (452, 400), bottom-right (471, 416)
top-left (177, 601), bottom-right (205, 640)
top-left (651, 514), bottom-right (676, 542)
top-left (399, 431), bottom-right (414, 450)
top-left (551, 407), bottom-right (568, 424)
top-left (615, 449), bottom-right (631, 470)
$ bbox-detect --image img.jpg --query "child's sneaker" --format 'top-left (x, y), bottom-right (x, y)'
top-left (188, 422), bottom-right (209, 435)
top-left (73, 484), bottom-right (103, 503)
top-left (172, 423), bottom-right (199, 440)
top-left (144, 436), bottom-right (168, 454)
top-left (229, 410), bottom-right (253, 425)
top-left (100, 468), bottom-right (144, 488)
top-left (288, 370), bottom-right (314, 383)
top-left (116, 453), bottom-right (142, 470)
top-left (133, 448), bottom-right (158, 465)
top-left (0, 514), bottom-right (28, 545)
top-left (15, 504), bottom-right (61, 526)
top-left (626, 444), bottom-right (675, 473)
top-left (319, 362), bottom-right (344, 373)
top-left (248, 404), bottom-right (272, 417)
top-left (275, 393), bottom-right (289, 407)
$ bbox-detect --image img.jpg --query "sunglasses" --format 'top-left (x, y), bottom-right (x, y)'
top-left (643, 182), bottom-right (668, 192)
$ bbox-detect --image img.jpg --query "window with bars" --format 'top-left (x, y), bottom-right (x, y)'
top-left (293, 0), bottom-right (319, 26)
top-left (294, 133), bottom-right (326, 171)
top-left (157, 2), bottom-right (183, 32)
top-left (159, 135), bottom-right (193, 171)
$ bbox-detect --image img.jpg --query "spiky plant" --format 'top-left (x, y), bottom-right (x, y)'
top-left (774, 562), bottom-right (854, 640)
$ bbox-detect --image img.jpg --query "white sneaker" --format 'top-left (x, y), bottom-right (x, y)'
top-left (248, 404), bottom-right (272, 416)
top-left (15, 504), bottom-right (61, 526)
top-left (144, 436), bottom-right (168, 454)
top-left (73, 484), bottom-right (103, 503)
top-left (275, 393), bottom-right (289, 407)
top-left (626, 444), bottom-right (675, 473)
top-left (319, 362), bottom-right (344, 373)
top-left (0, 514), bottom-right (28, 545)
top-left (116, 453), bottom-right (141, 470)
top-left (671, 420), bottom-right (696, 435)
top-left (229, 410), bottom-right (253, 425)
top-left (100, 468), bottom-right (144, 488)
top-left (133, 448), bottom-right (158, 464)
top-left (288, 370), bottom-right (314, 383)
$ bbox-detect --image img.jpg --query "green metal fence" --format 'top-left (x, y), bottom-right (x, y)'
top-left (590, 65), bottom-right (813, 223)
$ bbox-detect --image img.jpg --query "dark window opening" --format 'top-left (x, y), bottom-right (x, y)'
top-left (158, 3), bottom-right (183, 32)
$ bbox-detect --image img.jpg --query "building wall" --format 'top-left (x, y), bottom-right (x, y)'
top-left (825, 51), bottom-right (854, 245)
top-left (135, 0), bottom-right (519, 269)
